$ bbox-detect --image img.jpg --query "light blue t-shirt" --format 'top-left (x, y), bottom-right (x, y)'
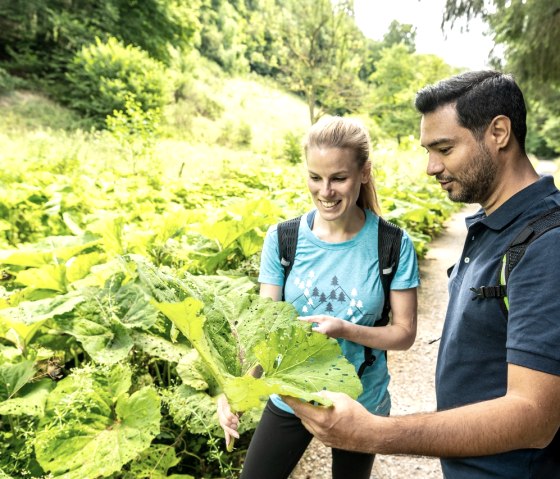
top-left (258, 209), bottom-right (420, 414)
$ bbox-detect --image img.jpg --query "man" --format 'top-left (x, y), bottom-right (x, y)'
top-left (284, 70), bottom-right (560, 478)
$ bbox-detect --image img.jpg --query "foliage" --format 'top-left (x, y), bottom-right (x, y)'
top-left (271, 0), bottom-right (367, 123)
top-left (443, 0), bottom-right (560, 157)
top-left (444, 0), bottom-right (560, 85)
top-left (0, 67), bottom-right (21, 95)
top-left (34, 364), bottom-right (161, 479)
top-left (65, 37), bottom-right (170, 126)
top-left (0, 70), bottom-right (462, 478)
top-left (106, 94), bottom-right (162, 169)
top-left (282, 129), bottom-right (305, 165)
top-left (197, 0), bottom-right (249, 73)
top-left (0, 243), bottom-right (362, 478)
top-left (369, 46), bottom-right (458, 143)
top-left (134, 258), bottom-right (363, 411)
top-left (0, 0), bottom-right (201, 84)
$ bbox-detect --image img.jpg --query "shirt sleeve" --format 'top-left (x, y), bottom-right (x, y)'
top-left (390, 230), bottom-right (420, 290)
top-left (257, 224), bottom-right (285, 286)
top-left (506, 229), bottom-right (560, 376)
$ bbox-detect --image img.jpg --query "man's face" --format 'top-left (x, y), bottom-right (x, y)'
top-left (420, 104), bottom-right (497, 204)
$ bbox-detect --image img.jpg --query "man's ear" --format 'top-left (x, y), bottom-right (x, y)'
top-left (488, 115), bottom-right (512, 150)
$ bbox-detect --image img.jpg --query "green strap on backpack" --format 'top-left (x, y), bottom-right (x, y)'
top-left (471, 205), bottom-right (560, 313)
top-left (277, 214), bottom-right (403, 377)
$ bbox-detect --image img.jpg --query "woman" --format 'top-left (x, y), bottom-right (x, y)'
top-left (218, 116), bottom-right (419, 479)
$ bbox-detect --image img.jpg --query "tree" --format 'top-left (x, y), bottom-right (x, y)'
top-left (368, 44), bottom-right (418, 143)
top-left (443, 0), bottom-right (560, 156)
top-left (197, 0), bottom-right (249, 72)
top-left (273, 0), bottom-right (367, 123)
top-left (359, 20), bottom-right (416, 83)
top-left (383, 20), bottom-right (416, 53)
top-left (443, 0), bottom-right (560, 85)
top-left (0, 0), bottom-right (201, 84)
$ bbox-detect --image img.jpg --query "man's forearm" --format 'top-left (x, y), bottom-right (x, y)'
top-left (354, 397), bottom-right (551, 457)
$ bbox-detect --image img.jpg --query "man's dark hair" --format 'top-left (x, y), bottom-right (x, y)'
top-left (415, 70), bottom-right (527, 151)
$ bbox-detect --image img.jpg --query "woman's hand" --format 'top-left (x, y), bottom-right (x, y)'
top-left (217, 394), bottom-right (239, 450)
top-left (299, 315), bottom-right (347, 338)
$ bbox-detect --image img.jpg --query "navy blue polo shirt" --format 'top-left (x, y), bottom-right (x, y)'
top-left (436, 175), bottom-right (560, 478)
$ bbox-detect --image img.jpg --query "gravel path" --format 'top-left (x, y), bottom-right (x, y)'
top-left (289, 204), bottom-right (478, 479)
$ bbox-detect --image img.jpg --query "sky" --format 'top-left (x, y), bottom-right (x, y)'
top-left (353, 0), bottom-right (497, 70)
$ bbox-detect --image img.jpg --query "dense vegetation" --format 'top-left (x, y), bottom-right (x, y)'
top-left (0, 1), bottom-right (558, 478)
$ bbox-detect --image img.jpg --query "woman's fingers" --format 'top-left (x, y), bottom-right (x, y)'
top-left (217, 394), bottom-right (240, 442)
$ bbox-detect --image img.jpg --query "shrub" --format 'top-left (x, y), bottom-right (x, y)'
top-left (282, 130), bottom-right (304, 164)
top-left (0, 67), bottom-right (19, 95)
top-left (65, 37), bottom-right (170, 127)
top-left (217, 120), bottom-right (252, 148)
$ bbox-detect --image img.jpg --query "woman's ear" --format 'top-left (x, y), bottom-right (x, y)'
top-left (489, 115), bottom-right (512, 150)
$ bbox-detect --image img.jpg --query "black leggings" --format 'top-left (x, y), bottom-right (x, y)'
top-left (239, 400), bottom-right (375, 479)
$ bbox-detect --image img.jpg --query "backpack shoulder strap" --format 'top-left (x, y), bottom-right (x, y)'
top-left (470, 206), bottom-right (560, 312)
top-left (499, 205), bottom-right (560, 310)
top-left (358, 216), bottom-right (403, 378)
top-left (277, 216), bottom-right (301, 299)
top-left (377, 217), bottom-right (404, 327)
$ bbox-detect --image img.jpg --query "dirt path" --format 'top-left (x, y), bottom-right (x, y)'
top-left (290, 204), bottom-right (479, 479)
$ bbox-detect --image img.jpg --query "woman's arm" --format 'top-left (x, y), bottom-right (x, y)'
top-left (260, 283), bottom-right (282, 301)
top-left (299, 287), bottom-right (418, 351)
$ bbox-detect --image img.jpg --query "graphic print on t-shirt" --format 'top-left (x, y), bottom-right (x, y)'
top-left (292, 269), bottom-right (371, 324)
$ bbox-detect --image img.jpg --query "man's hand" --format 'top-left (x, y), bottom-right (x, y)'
top-left (283, 391), bottom-right (378, 453)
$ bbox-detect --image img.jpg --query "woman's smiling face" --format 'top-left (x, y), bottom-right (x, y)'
top-left (306, 147), bottom-right (369, 221)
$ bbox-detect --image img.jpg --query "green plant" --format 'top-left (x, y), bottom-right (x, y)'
top-left (0, 67), bottom-right (19, 95)
top-left (106, 94), bottom-right (162, 172)
top-left (282, 130), bottom-right (303, 164)
top-left (217, 120), bottom-right (253, 149)
top-left (65, 37), bottom-right (170, 127)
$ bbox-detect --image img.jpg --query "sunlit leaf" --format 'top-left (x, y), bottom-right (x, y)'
top-left (35, 364), bottom-right (160, 479)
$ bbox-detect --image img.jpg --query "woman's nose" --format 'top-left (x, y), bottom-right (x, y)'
top-left (320, 180), bottom-right (333, 196)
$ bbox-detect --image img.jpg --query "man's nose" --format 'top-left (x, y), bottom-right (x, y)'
top-left (426, 155), bottom-right (444, 177)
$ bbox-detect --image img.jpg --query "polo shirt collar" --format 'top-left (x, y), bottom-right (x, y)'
top-left (466, 175), bottom-right (558, 231)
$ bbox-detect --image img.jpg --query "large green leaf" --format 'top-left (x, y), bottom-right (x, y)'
top-left (131, 330), bottom-right (192, 363)
top-left (123, 444), bottom-right (194, 479)
top-left (0, 292), bottom-right (85, 347)
top-left (0, 360), bottom-right (36, 400)
top-left (35, 364), bottom-right (161, 479)
top-left (0, 237), bottom-right (101, 267)
top-left (53, 278), bottom-right (158, 364)
top-left (66, 251), bottom-right (105, 283)
top-left (154, 298), bottom-right (231, 389)
top-left (142, 265), bottom-right (362, 414)
top-left (15, 264), bottom-right (67, 292)
top-left (224, 323), bottom-right (362, 411)
top-left (0, 379), bottom-right (54, 416)
top-left (54, 312), bottom-right (133, 365)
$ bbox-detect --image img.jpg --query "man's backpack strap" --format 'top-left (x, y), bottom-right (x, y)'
top-left (499, 205), bottom-right (560, 311)
top-left (277, 216), bottom-right (301, 300)
top-left (360, 217), bottom-right (403, 377)
top-left (470, 205), bottom-right (560, 313)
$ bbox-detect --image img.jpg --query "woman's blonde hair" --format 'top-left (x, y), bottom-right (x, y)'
top-left (303, 116), bottom-right (381, 215)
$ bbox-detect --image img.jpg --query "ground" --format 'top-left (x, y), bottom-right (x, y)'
top-left (289, 204), bottom-right (479, 479)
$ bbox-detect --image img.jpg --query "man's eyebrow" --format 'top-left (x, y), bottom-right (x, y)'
top-left (423, 138), bottom-right (453, 149)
